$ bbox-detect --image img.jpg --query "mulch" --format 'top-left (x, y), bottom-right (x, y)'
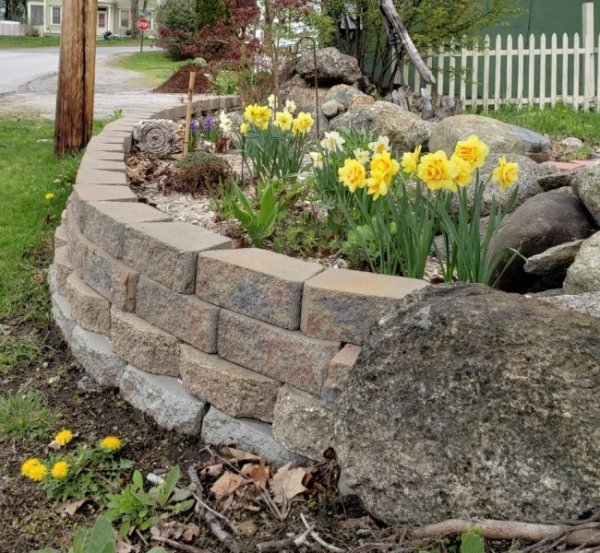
top-left (154, 65), bottom-right (215, 94)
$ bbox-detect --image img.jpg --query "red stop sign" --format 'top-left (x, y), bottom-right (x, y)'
top-left (137, 17), bottom-right (149, 31)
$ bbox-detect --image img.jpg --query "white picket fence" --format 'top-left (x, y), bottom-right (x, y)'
top-left (0, 21), bottom-right (25, 36)
top-left (398, 2), bottom-right (600, 112)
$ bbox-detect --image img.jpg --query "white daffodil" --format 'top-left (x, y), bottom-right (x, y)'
top-left (284, 99), bottom-right (297, 113)
top-left (368, 135), bottom-right (391, 154)
top-left (353, 148), bottom-right (371, 165)
top-left (320, 131), bottom-right (345, 153)
top-left (309, 151), bottom-right (324, 169)
top-left (219, 110), bottom-right (232, 133)
top-left (267, 94), bottom-right (278, 110)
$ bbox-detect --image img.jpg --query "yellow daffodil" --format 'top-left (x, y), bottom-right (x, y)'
top-left (243, 104), bottom-right (272, 130)
top-left (99, 436), bottom-right (122, 452)
top-left (338, 158), bottom-right (366, 192)
top-left (368, 135), bottom-right (391, 154)
top-left (492, 156), bottom-right (519, 189)
top-left (309, 151), bottom-right (324, 169)
top-left (417, 150), bottom-right (459, 192)
top-left (239, 122), bottom-right (248, 135)
top-left (55, 429), bottom-right (74, 446)
top-left (44, 193), bottom-right (55, 201)
top-left (454, 135), bottom-right (489, 169)
top-left (401, 145), bottom-right (422, 175)
top-left (291, 112), bottom-right (314, 135)
top-left (366, 171), bottom-right (389, 200)
top-left (320, 131), bottom-right (345, 152)
top-left (450, 153), bottom-right (474, 188)
top-left (284, 99), bottom-right (297, 113)
top-left (369, 151), bottom-right (400, 184)
top-left (51, 460), bottom-right (69, 479)
top-left (353, 148), bottom-right (370, 165)
top-left (274, 111), bottom-right (293, 131)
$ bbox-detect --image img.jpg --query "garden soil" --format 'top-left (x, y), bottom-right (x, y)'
top-left (153, 65), bottom-right (214, 94)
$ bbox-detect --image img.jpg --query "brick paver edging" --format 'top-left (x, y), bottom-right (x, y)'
top-left (48, 96), bottom-right (429, 463)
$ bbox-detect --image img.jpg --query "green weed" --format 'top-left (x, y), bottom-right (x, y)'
top-left (0, 392), bottom-right (56, 440)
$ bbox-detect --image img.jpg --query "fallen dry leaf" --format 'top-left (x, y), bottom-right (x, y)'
top-left (55, 498), bottom-right (89, 517)
top-left (210, 471), bottom-right (249, 499)
top-left (221, 446), bottom-right (261, 462)
top-left (116, 541), bottom-right (139, 553)
top-left (270, 463), bottom-right (308, 504)
top-left (242, 461), bottom-right (269, 487)
top-left (201, 463), bottom-right (224, 478)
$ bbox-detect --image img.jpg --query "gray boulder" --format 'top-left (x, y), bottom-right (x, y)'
top-left (329, 101), bottom-right (432, 153)
top-left (334, 283), bottom-right (600, 525)
top-left (295, 47), bottom-right (362, 86)
top-left (572, 163), bottom-right (600, 225)
top-left (489, 189), bottom-right (595, 292)
top-left (537, 291), bottom-right (600, 318)
top-left (321, 100), bottom-right (343, 119)
top-left (564, 231), bottom-right (600, 293)
top-left (429, 114), bottom-right (551, 162)
top-left (279, 74), bottom-right (329, 135)
top-left (523, 240), bottom-right (584, 285)
top-left (324, 84), bottom-right (371, 110)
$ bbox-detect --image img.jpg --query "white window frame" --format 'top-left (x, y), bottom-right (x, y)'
top-left (120, 9), bottom-right (130, 29)
top-left (51, 6), bottom-right (61, 25)
top-left (29, 3), bottom-right (44, 26)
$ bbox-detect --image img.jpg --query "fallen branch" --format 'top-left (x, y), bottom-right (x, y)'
top-left (409, 519), bottom-right (600, 546)
top-left (151, 535), bottom-right (211, 553)
top-left (188, 466), bottom-right (241, 553)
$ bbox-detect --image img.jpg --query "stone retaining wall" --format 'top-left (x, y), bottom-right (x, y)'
top-left (49, 95), bottom-right (429, 464)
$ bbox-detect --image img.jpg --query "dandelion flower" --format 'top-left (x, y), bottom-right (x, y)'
top-left (401, 145), bottom-right (421, 175)
top-left (454, 135), bottom-right (489, 169)
top-left (55, 429), bottom-right (74, 446)
top-left (100, 436), bottom-right (122, 452)
top-left (309, 151), bottom-right (324, 169)
top-left (21, 458), bottom-right (43, 479)
top-left (21, 458), bottom-right (47, 481)
top-left (338, 158), bottom-right (366, 193)
top-left (368, 135), bottom-right (390, 154)
top-left (320, 131), bottom-right (345, 153)
top-left (51, 460), bottom-right (69, 479)
top-left (492, 156), bottom-right (519, 189)
top-left (44, 193), bottom-right (55, 201)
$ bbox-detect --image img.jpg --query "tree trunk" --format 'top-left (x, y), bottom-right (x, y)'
top-left (54, 0), bottom-right (97, 157)
top-left (378, 0), bottom-right (435, 84)
top-left (131, 0), bottom-right (139, 38)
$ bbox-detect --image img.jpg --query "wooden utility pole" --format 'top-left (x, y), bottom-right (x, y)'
top-left (55, 0), bottom-right (97, 157)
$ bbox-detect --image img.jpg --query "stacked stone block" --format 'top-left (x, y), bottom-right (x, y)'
top-left (49, 98), bottom-right (428, 464)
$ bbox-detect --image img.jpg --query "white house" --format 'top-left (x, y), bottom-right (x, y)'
top-left (26, 0), bottom-right (160, 37)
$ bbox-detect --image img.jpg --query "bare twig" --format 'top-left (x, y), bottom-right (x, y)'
top-left (300, 513), bottom-right (346, 553)
top-left (188, 466), bottom-right (241, 553)
top-left (409, 519), bottom-right (600, 546)
top-left (256, 526), bottom-right (313, 552)
top-left (151, 535), bottom-right (211, 553)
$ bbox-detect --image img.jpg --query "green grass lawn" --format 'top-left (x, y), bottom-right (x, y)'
top-left (0, 35), bottom-right (142, 48)
top-left (117, 50), bottom-right (187, 87)
top-left (0, 119), bottom-right (81, 370)
top-left (479, 103), bottom-right (600, 149)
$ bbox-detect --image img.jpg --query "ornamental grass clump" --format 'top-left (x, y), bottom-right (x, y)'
top-left (19, 429), bottom-right (132, 503)
top-left (237, 99), bottom-right (314, 181)
top-left (311, 132), bottom-right (520, 284)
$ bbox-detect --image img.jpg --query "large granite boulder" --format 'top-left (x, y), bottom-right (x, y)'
top-left (295, 47), bottom-right (362, 87)
top-left (564, 231), bottom-right (600, 293)
top-left (334, 283), bottom-right (600, 525)
top-left (572, 163), bottom-right (600, 225)
top-left (324, 84), bottom-right (372, 110)
top-left (489, 189), bottom-right (595, 292)
top-left (429, 114), bottom-right (552, 162)
top-left (329, 101), bottom-right (432, 153)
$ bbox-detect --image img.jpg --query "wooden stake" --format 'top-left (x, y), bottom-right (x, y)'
top-left (54, 0), bottom-right (97, 157)
top-left (183, 71), bottom-right (196, 155)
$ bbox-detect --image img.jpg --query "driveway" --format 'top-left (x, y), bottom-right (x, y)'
top-left (0, 46), bottom-right (183, 118)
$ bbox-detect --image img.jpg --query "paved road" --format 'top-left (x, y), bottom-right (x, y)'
top-left (0, 46), bottom-right (183, 118)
